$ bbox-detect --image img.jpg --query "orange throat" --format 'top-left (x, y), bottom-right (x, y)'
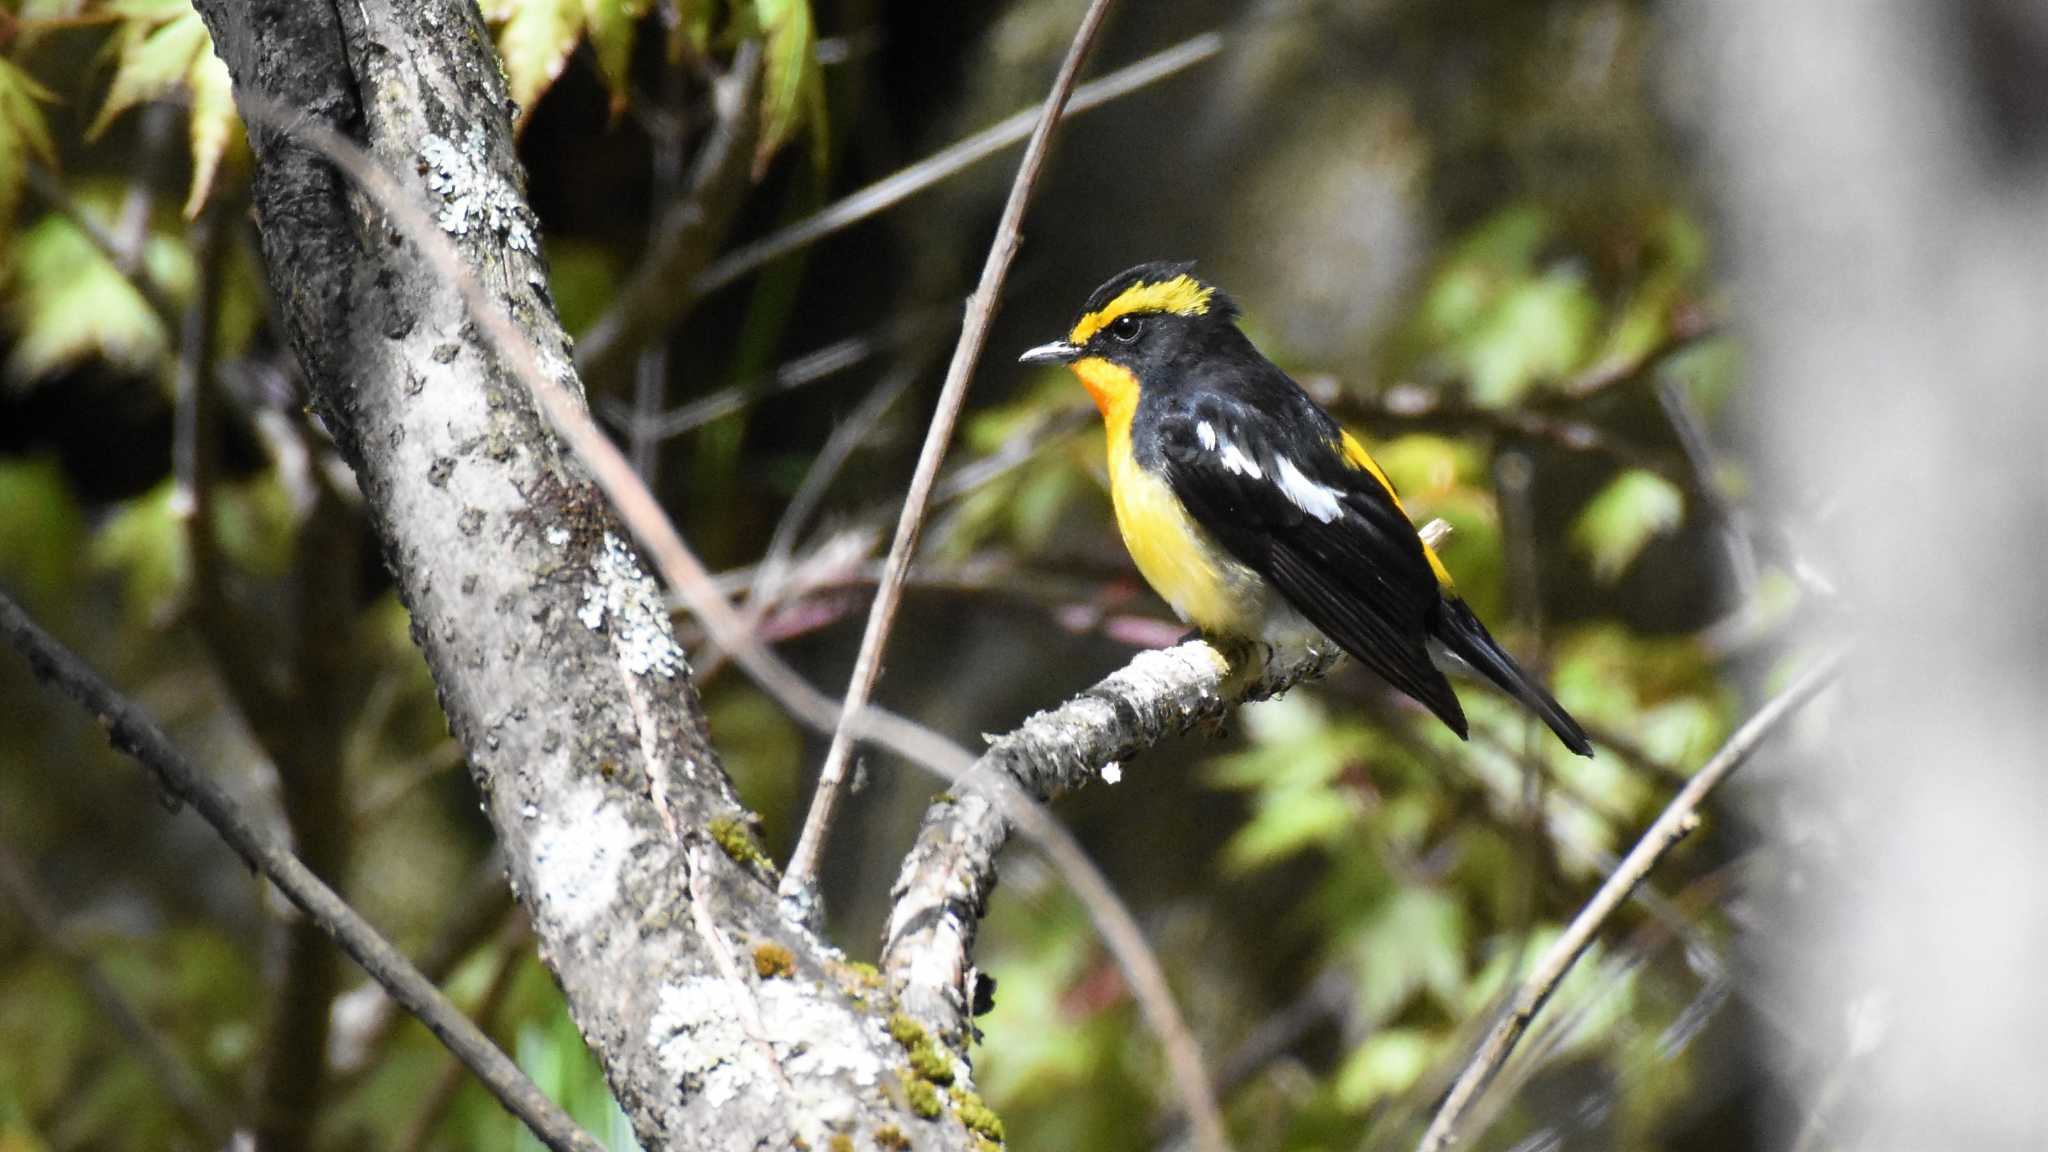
top-left (1071, 356), bottom-right (1140, 425)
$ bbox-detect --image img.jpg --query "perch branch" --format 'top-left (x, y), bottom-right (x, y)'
top-left (0, 593), bottom-right (603, 1152)
top-left (783, 0), bottom-right (1121, 908)
top-left (1415, 649), bottom-right (1844, 1152)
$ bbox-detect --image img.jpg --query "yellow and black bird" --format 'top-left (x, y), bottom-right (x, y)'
top-left (1020, 261), bottom-right (1593, 756)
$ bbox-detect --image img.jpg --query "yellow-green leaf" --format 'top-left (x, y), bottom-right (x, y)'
top-left (584, 0), bottom-right (651, 106)
top-left (87, 3), bottom-right (245, 215)
top-left (1333, 1029), bottom-right (1436, 1113)
top-left (4, 209), bottom-right (183, 382)
top-left (0, 59), bottom-right (58, 235)
top-left (0, 457), bottom-right (86, 604)
top-left (754, 0), bottom-right (823, 175)
top-left (90, 8), bottom-right (212, 139)
top-left (496, 0), bottom-right (583, 123)
top-left (1572, 468), bottom-right (1684, 582)
top-left (184, 45), bottom-right (239, 217)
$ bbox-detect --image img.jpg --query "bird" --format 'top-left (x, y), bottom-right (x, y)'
top-left (1019, 260), bottom-right (1593, 756)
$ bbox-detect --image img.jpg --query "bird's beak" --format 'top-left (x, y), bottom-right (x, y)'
top-left (1018, 340), bottom-right (1080, 366)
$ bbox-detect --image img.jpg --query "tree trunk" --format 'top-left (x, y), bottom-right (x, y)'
top-left (189, 3), bottom-right (984, 1148)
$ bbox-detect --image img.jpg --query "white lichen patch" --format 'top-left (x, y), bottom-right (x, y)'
top-left (527, 789), bottom-right (630, 933)
top-left (650, 974), bottom-right (886, 1144)
top-left (1101, 761), bottom-right (1123, 784)
top-left (420, 125), bottom-right (539, 254)
top-left (580, 532), bottom-right (684, 679)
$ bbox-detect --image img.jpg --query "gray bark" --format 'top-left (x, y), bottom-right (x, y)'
top-left (190, 3), bottom-right (983, 1149)
top-left (882, 640), bottom-right (1338, 1050)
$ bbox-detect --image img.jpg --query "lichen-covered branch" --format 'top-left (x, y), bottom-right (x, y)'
top-left (186, 2), bottom-right (990, 1149)
top-left (881, 639), bottom-right (1340, 1050)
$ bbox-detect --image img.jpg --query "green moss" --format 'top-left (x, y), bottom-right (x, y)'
top-left (949, 1087), bottom-right (1004, 1143)
top-left (827, 1135), bottom-right (853, 1152)
top-left (906, 1041), bottom-right (953, 1085)
top-left (886, 1013), bottom-right (926, 1048)
top-left (842, 961), bottom-right (884, 990)
top-left (873, 1125), bottom-right (911, 1151)
top-left (904, 1076), bottom-right (942, 1120)
top-left (708, 814), bottom-right (776, 875)
top-left (972, 1138), bottom-right (1002, 1152)
top-left (751, 941), bottom-right (796, 979)
top-left (886, 1012), bottom-right (954, 1085)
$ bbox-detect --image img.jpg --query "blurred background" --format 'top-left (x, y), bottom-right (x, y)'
top-left (1, 0), bottom-right (2043, 1149)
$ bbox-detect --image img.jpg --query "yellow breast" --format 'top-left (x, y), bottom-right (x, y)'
top-left (1075, 356), bottom-right (1263, 634)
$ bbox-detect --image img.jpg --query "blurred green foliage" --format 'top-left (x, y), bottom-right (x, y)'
top-left (0, 1), bottom-right (1791, 1150)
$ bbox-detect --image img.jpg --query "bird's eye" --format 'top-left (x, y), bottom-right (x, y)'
top-left (1109, 314), bottom-right (1143, 342)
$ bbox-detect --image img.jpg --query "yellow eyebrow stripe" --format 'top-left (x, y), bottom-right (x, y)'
top-left (1067, 275), bottom-right (1215, 345)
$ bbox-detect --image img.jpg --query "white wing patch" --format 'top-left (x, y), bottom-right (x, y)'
top-left (1196, 420), bottom-right (1217, 450)
top-left (1276, 456), bottom-right (1344, 522)
top-left (1218, 438), bottom-right (1263, 479)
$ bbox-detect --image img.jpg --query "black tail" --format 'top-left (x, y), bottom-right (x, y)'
top-left (1431, 597), bottom-right (1594, 757)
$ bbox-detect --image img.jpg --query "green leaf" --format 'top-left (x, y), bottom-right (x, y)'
top-left (753, 0), bottom-right (824, 175)
top-left (90, 481), bottom-right (188, 623)
top-left (1350, 887), bottom-right (1467, 1024)
top-left (0, 456), bottom-right (85, 604)
top-left (1459, 270), bottom-right (1601, 406)
top-left (584, 0), bottom-right (652, 107)
top-left (4, 207), bottom-right (184, 382)
top-left (184, 43), bottom-right (238, 217)
top-left (90, 8), bottom-right (212, 139)
top-left (1333, 1028), bottom-right (1436, 1113)
top-left (0, 58), bottom-right (57, 237)
top-left (496, 0), bottom-right (583, 123)
top-left (1572, 468), bottom-right (1684, 582)
top-left (87, 3), bottom-right (245, 215)
top-left (1222, 786), bottom-right (1359, 874)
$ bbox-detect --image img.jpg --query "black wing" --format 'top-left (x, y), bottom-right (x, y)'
top-left (1155, 393), bottom-right (1467, 736)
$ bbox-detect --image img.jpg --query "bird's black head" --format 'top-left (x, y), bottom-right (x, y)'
top-left (1018, 262), bottom-right (1241, 400)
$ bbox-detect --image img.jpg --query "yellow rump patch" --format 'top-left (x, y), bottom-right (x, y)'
top-left (1340, 430), bottom-right (1456, 589)
top-left (1067, 275), bottom-right (1215, 345)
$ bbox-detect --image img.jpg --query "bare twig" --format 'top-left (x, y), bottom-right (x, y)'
top-left (1415, 650), bottom-right (1843, 1152)
top-left (1654, 375), bottom-right (1761, 598)
top-left (578, 43), bottom-right (762, 388)
top-left (782, 0), bottom-right (1123, 908)
top-left (605, 314), bottom-right (938, 443)
top-left (0, 840), bottom-right (236, 1145)
top-left (682, 30), bottom-right (1225, 301)
top-left (0, 593), bottom-right (603, 1152)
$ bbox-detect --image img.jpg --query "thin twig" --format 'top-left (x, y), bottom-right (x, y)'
top-left (682, 30), bottom-right (1224, 301)
top-left (238, 92), bottom-right (1236, 1150)
top-left (603, 313), bottom-right (939, 443)
top-left (0, 594), bottom-right (602, 1152)
top-left (782, 0), bottom-right (1123, 909)
top-left (574, 44), bottom-right (762, 387)
top-left (1415, 650), bottom-right (1844, 1152)
top-left (0, 839), bottom-right (237, 1145)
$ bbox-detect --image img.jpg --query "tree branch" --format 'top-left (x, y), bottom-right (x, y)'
top-left (881, 638), bottom-right (1341, 1049)
top-left (782, 0), bottom-right (1123, 911)
top-left (1415, 649), bottom-right (1844, 1152)
top-left (0, 592), bottom-right (602, 1152)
